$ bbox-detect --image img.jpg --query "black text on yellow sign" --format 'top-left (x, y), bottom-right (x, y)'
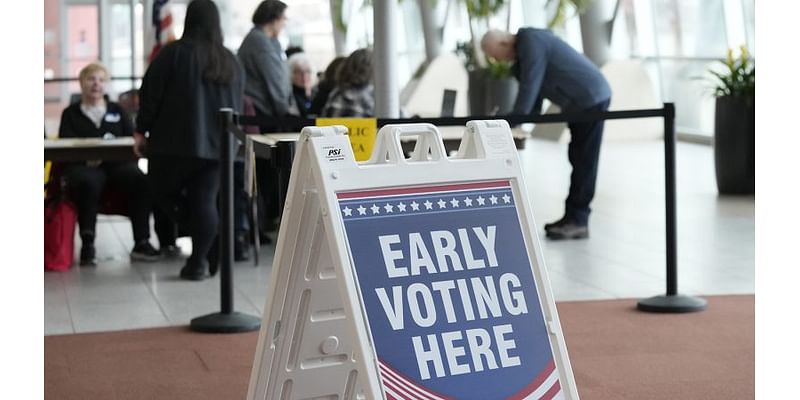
top-left (316, 118), bottom-right (377, 161)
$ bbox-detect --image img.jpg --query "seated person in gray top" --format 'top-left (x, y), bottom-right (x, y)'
top-left (482, 28), bottom-right (612, 240)
top-left (58, 62), bottom-right (160, 266)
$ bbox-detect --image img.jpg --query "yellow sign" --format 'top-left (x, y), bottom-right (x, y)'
top-left (316, 118), bottom-right (377, 161)
top-left (44, 161), bottom-right (52, 197)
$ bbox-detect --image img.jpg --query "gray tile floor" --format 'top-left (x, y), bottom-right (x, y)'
top-left (44, 137), bottom-right (755, 335)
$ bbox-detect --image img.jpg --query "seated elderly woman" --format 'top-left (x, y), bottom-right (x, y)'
top-left (58, 62), bottom-right (160, 266)
top-left (320, 48), bottom-right (374, 117)
top-left (288, 52), bottom-right (316, 118)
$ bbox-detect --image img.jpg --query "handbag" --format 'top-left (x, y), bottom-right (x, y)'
top-left (44, 175), bottom-right (77, 272)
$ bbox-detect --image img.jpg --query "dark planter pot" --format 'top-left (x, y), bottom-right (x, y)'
top-left (714, 95), bottom-right (754, 194)
top-left (486, 76), bottom-right (518, 115)
top-left (468, 69), bottom-right (518, 116)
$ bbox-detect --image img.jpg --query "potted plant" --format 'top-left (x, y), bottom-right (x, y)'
top-left (709, 46), bottom-right (755, 194)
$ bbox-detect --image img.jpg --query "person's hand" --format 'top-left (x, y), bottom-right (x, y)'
top-left (133, 132), bottom-right (147, 158)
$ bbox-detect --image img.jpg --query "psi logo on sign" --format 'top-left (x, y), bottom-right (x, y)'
top-left (316, 117), bottom-right (377, 161)
top-left (338, 180), bottom-right (561, 400)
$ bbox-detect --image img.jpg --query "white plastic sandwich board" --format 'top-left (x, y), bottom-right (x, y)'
top-left (247, 121), bottom-right (578, 400)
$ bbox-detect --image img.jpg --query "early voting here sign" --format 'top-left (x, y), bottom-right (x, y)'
top-left (338, 180), bottom-right (561, 400)
top-left (247, 121), bottom-right (576, 400)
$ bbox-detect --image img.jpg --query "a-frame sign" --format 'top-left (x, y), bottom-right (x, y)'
top-left (247, 121), bottom-right (578, 400)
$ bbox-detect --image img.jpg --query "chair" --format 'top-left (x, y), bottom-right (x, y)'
top-left (117, 89), bottom-right (140, 123)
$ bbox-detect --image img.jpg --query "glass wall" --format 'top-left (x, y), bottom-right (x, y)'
top-left (44, 0), bottom-right (65, 136)
top-left (108, 2), bottom-right (145, 95)
top-left (610, 0), bottom-right (754, 137)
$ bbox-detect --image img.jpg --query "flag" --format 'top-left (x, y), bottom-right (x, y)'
top-left (148, 0), bottom-right (176, 62)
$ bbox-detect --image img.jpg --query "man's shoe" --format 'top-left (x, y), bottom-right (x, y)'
top-left (179, 262), bottom-right (206, 281)
top-left (544, 216), bottom-right (570, 232)
top-left (131, 241), bottom-right (161, 262)
top-left (545, 221), bottom-right (589, 240)
top-left (80, 244), bottom-right (96, 267)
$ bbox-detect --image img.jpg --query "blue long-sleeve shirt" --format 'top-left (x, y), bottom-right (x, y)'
top-left (511, 28), bottom-right (611, 114)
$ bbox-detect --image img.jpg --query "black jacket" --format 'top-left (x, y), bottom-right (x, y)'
top-left (136, 39), bottom-right (244, 160)
top-left (59, 101), bottom-right (133, 139)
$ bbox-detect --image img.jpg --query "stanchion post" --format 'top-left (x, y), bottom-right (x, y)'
top-left (189, 109), bottom-right (261, 333)
top-left (220, 109), bottom-right (234, 314)
top-left (637, 103), bottom-right (707, 313)
top-left (664, 102), bottom-right (678, 296)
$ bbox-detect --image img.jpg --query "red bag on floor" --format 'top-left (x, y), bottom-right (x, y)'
top-left (45, 198), bottom-right (77, 271)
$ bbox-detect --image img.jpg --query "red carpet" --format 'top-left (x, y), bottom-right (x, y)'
top-left (45, 295), bottom-right (753, 399)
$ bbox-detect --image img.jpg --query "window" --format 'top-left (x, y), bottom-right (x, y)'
top-left (609, 0), bottom-right (754, 137)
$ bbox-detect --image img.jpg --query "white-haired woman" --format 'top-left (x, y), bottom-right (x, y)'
top-left (287, 52), bottom-right (316, 117)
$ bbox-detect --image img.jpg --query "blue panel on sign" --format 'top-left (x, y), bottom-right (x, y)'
top-left (337, 180), bottom-right (561, 400)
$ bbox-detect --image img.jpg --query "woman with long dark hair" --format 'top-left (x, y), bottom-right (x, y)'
top-left (134, 0), bottom-right (244, 281)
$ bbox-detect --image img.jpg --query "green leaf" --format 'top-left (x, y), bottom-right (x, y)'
top-left (707, 47), bottom-right (755, 98)
top-left (547, 0), bottom-right (592, 28)
top-left (485, 58), bottom-right (513, 79)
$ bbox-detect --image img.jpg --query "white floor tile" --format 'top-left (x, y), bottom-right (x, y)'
top-left (44, 296), bottom-right (74, 335)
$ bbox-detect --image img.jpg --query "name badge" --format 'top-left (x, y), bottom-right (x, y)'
top-left (104, 113), bottom-right (121, 123)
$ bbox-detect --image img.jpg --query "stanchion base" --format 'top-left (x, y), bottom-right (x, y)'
top-left (190, 312), bottom-right (261, 333)
top-left (637, 294), bottom-right (707, 313)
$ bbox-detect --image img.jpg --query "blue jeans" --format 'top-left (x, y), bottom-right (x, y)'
top-left (564, 99), bottom-right (610, 225)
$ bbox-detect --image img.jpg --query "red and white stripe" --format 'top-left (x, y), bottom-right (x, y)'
top-left (148, 0), bottom-right (176, 62)
top-left (509, 360), bottom-right (563, 400)
top-left (378, 360), bottom-right (452, 400)
top-left (378, 359), bottom-right (562, 400)
top-left (519, 370), bottom-right (561, 400)
top-left (156, 3), bottom-right (175, 46)
top-left (337, 180), bottom-right (510, 201)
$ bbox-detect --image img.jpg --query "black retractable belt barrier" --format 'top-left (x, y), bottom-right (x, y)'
top-left (189, 109), bottom-right (261, 333)
top-left (240, 103), bottom-right (706, 313)
top-left (237, 108), bottom-right (672, 131)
